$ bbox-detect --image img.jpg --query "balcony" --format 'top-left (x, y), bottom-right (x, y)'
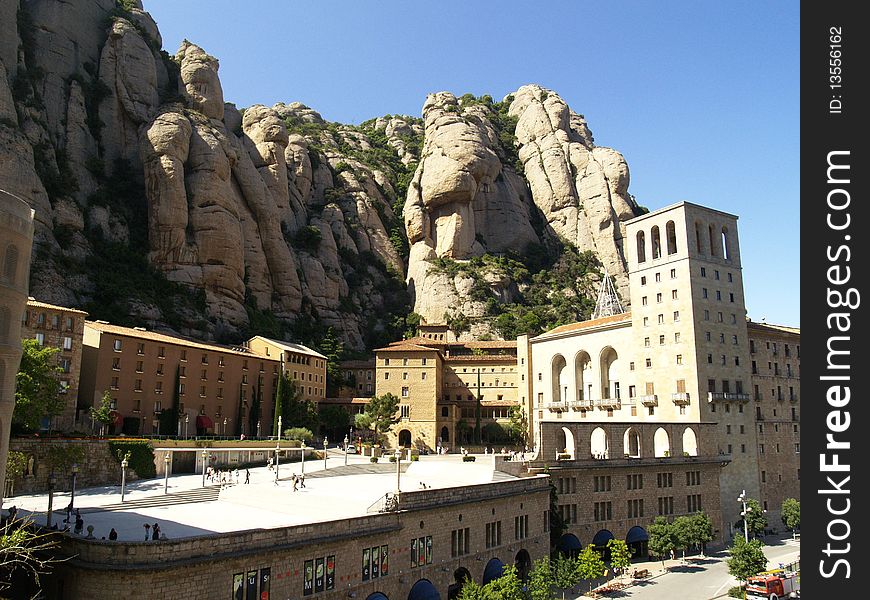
top-left (568, 399), bottom-right (593, 411)
top-left (544, 401), bottom-right (567, 412)
top-left (707, 392), bottom-right (750, 402)
top-left (640, 395), bottom-right (658, 407)
top-left (671, 392), bottom-right (691, 406)
top-left (596, 398), bottom-right (621, 410)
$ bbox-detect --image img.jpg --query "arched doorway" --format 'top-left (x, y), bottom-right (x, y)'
top-left (440, 426), bottom-right (450, 442)
top-left (599, 347), bottom-right (619, 401)
top-left (514, 549), bottom-right (532, 581)
top-left (626, 526), bottom-right (649, 559)
top-left (593, 529), bottom-right (615, 561)
top-left (482, 558), bottom-right (505, 585)
top-left (552, 354), bottom-right (568, 403)
top-left (557, 426), bottom-right (575, 459)
top-left (408, 579), bottom-right (440, 600)
top-left (654, 427), bottom-right (670, 457)
top-left (591, 427), bottom-right (608, 459)
top-left (623, 427), bottom-right (641, 458)
top-left (682, 427), bottom-right (698, 456)
top-left (399, 429), bottom-right (412, 448)
top-left (574, 351), bottom-right (591, 402)
top-left (557, 533), bottom-right (582, 558)
top-left (447, 567), bottom-right (472, 600)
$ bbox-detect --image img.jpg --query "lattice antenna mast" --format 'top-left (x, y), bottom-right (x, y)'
top-left (592, 270), bottom-right (625, 319)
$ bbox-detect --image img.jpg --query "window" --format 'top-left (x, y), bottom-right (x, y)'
top-left (627, 474), bottom-right (643, 490)
top-left (59, 358), bottom-right (71, 373)
top-left (716, 290), bottom-right (722, 301)
top-left (707, 353), bottom-right (712, 364)
top-left (729, 293), bottom-right (735, 303)
top-left (593, 501), bottom-right (612, 521)
top-left (645, 358), bottom-right (652, 368)
top-left (110, 377), bottom-right (119, 390)
top-left (179, 366), bottom-right (186, 377)
top-left (670, 268), bottom-right (676, 278)
top-left (687, 494), bottom-right (702, 512)
top-left (485, 521), bottom-right (502, 549)
top-left (422, 358), bottom-right (427, 366)
top-left (384, 372), bottom-right (390, 380)
top-left (181, 350), bottom-right (187, 361)
top-left (657, 497), bottom-right (675, 516)
top-left (137, 343), bottom-right (145, 355)
top-left (402, 372), bottom-right (408, 380)
top-left (401, 386), bottom-right (409, 397)
top-left (200, 386), bottom-right (206, 397)
top-left (62, 336), bottom-right (72, 350)
top-left (644, 337), bottom-right (650, 348)
top-left (421, 372), bottom-right (427, 380)
top-left (643, 317), bottom-right (649, 327)
top-left (673, 311), bottom-right (680, 322)
top-left (655, 272), bottom-right (661, 282)
top-left (112, 357), bottom-right (121, 370)
top-left (701, 267), bottom-right (707, 277)
top-left (656, 472), bottom-right (673, 488)
top-left (657, 314), bottom-right (664, 324)
top-left (795, 443), bottom-right (801, 454)
top-left (704, 310), bottom-right (710, 321)
top-left (593, 475), bottom-right (611, 492)
top-left (642, 296), bottom-right (648, 306)
top-left (384, 358), bottom-right (390, 366)
top-left (659, 335), bottom-right (665, 346)
top-left (674, 332), bottom-right (681, 343)
top-left (515, 515), bottom-right (529, 540)
top-left (628, 499), bottom-right (644, 518)
top-left (656, 293), bottom-right (662, 303)
top-left (717, 312), bottom-right (724, 322)
top-left (641, 276), bottom-right (647, 286)
top-left (113, 339), bottom-right (122, 351)
top-left (728, 272), bottom-right (733, 282)
top-left (629, 362), bottom-right (635, 371)
top-left (676, 355), bottom-right (683, 365)
top-left (705, 331), bottom-right (711, 342)
top-left (672, 289), bottom-right (678, 299)
top-left (155, 381), bottom-right (163, 394)
top-left (400, 405), bottom-right (410, 418)
top-left (451, 528), bottom-right (470, 557)
top-left (403, 358), bottom-right (408, 366)
top-left (715, 270), bottom-right (720, 280)
top-left (136, 361), bottom-right (143, 373)
top-left (702, 287), bottom-right (708, 299)
top-left (134, 379), bottom-right (142, 391)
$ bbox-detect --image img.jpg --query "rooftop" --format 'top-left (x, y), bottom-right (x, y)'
top-left (248, 335), bottom-right (327, 359)
top-left (85, 321), bottom-right (272, 360)
top-left (535, 312), bottom-right (632, 339)
top-left (747, 320), bottom-right (800, 336)
top-left (27, 297), bottom-right (89, 315)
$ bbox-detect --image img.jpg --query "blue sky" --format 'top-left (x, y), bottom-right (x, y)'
top-left (146, 0), bottom-right (800, 326)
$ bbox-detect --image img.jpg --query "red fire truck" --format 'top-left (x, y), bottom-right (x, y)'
top-left (745, 569), bottom-right (800, 599)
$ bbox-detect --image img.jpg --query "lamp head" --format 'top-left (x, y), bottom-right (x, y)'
top-left (71, 463), bottom-right (79, 474)
top-left (121, 458), bottom-right (128, 468)
top-left (49, 472), bottom-right (57, 487)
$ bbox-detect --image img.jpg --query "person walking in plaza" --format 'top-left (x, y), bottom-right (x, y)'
top-left (74, 512), bottom-right (84, 535)
top-left (291, 473), bottom-right (298, 492)
top-left (267, 457), bottom-right (273, 471)
top-left (152, 522), bottom-right (160, 541)
top-left (299, 473), bottom-right (306, 489)
top-left (244, 468), bottom-right (250, 484)
top-left (109, 528), bottom-right (118, 541)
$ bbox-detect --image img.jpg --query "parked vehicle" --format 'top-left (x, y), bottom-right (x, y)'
top-left (746, 569), bottom-right (800, 599)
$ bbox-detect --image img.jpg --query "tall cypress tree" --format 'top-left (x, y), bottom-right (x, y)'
top-left (159, 364), bottom-right (181, 436)
top-left (249, 381), bottom-right (261, 437)
top-left (273, 370), bottom-right (285, 436)
top-left (235, 383), bottom-right (244, 437)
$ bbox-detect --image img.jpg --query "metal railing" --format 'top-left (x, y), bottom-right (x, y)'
top-left (671, 392), bottom-right (691, 405)
top-left (639, 394), bottom-right (658, 407)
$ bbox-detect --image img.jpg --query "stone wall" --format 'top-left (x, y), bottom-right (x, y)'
top-left (45, 477), bottom-right (552, 599)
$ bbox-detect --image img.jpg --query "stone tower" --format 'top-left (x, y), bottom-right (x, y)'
top-left (1, 190), bottom-right (36, 507)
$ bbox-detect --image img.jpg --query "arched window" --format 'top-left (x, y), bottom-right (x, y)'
top-left (636, 231), bottom-right (646, 263)
top-left (559, 426), bottom-right (576, 459)
top-left (666, 221), bottom-right (677, 255)
top-left (574, 351), bottom-right (591, 401)
top-left (599, 347), bottom-right (618, 400)
top-left (708, 225), bottom-right (717, 257)
top-left (651, 226), bottom-right (661, 259)
top-left (623, 427), bottom-right (641, 458)
top-left (721, 226), bottom-right (730, 260)
top-left (552, 355), bottom-right (568, 403)
top-left (654, 427), bottom-right (670, 457)
top-left (0, 307), bottom-right (10, 343)
top-left (591, 427), bottom-right (609, 459)
top-left (3, 244), bottom-right (18, 283)
top-left (695, 222), bottom-right (704, 254)
top-left (682, 427), bottom-right (698, 456)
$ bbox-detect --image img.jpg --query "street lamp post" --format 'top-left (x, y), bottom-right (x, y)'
top-left (46, 472), bottom-right (57, 528)
top-left (121, 456), bottom-right (129, 502)
top-left (257, 420), bottom-right (261, 438)
top-left (301, 442), bottom-right (305, 475)
top-left (395, 449), bottom-right (402, 494)
top-left (223, 417), bottom-right (228, 437)
top-left (201, 448), bottom-right (209, 487)
top-left (163, 452), bottom-right (171, 494)
top-left (69, 463), bottom-right (79, 513)
top-left (323, 437), bottom-right (328, 470)
top-left (344, 435), bottom-right (349, 466)
top-left (184, 414), bottom-right (189, 439)
top-left (277, 416), bottom-right (282, 441)
top-left (738, 489), bottom-right (751, 543)
top-left (275, 444), bottom-right (280, 482)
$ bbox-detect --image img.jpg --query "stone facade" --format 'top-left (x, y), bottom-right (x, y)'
top-left (80, 322), bottom-right (280, 437)
top-left (21, 299), bottom-right (88, 431)
top-left (338, 358), bottom-right (376, 398)
top-left (0, 190), bottom-right (35, 507)
top-left (246, 336), bottom-right (327, 403)
top-left (45, 477), bottom-right (551, 600)
top-left (530, 202), bottom-right (763, 535)
top-left (747, 321), bottom-right (800, 528)
top-left (374, 339), bottom-right (523, 451)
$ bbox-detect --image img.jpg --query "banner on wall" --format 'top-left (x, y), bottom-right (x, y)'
top-left (362, 548), bottom-right (371, 581)
top-left (304, 560), bottom-right (314, 596)
top-left (233, 573), bottom-right (244, 600)
top-left (325, 556), bottom-right (335, 591)
top-left (380, 545), bottom-right (389, 577)
top-left (245, 571), bottom-right (258, 600)
top-left (315, 557), bottom-right (325, 593)
top-left (411, 538), bottom-right (418, 568)
top-left (371, 546), bottom-right (380, 579)
top-left (259, 567), bottom-right (270, 600)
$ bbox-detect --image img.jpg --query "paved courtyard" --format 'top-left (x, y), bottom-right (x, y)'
top-left (9, 451), bottom-right (517, 542)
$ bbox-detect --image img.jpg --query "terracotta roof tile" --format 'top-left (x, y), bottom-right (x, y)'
top-left (540, 312), bottom-right (632, 336)
top-left (747, 321), bottom-right (800, 336)
top-left (27, 298), bottom-right (89, 315)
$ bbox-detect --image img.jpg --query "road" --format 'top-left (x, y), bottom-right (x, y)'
top-left (569, 536), bottom-right (800, 600)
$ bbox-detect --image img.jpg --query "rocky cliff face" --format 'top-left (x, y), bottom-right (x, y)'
top-left (2, 1), bottom-right (643, 350)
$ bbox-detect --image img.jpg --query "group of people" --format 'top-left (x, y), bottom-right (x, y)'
top-left (206, 466), bottom-right (250, 486)
top-left (290, 473), bottom-right (306, 491)
top-left (143, 522), bottom-right (167, 541)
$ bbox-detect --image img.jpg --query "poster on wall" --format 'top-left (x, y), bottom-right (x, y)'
top-left (380, 545), bottom-right (389, 577)
top-left (411, 538), bottom-right (418, 568)
top-left (259, 567), bottom-right (271, 600)
top-left (246, 570), bottom-right (258, 600)
top-left (233, 573), bottom-right (244, 600)
top-left (325, 556), bottom-right (335, 591)
top-left (417, 537), bottom-right (425, 567)
top-left (315, 557), bottom-right (325, 593)
top-left (303, 560), bottom-right (314, 596)
top-left (371, 546), bottom-right (380, 579)
top-left (425, 536), bottom-right (433, 565)
top-left (362, 548), bottom-right (371, 581)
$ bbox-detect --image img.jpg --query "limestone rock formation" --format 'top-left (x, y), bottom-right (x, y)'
top-left (509, 84), bottom-right (636, 295)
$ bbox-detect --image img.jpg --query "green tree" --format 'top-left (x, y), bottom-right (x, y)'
top-left (507, 405), bottom-right (528, 446)
top-left (283, 427), bottom-right (314, 443)
top-left (576, 545), bottom-right (605, 593)
top-left (552, 553), bottom-right (579, 599)
top-left (691, 511), bottom-right (715, 555)
top-left (444, 310), bottom-right (470, 340)
top-left (235, 383), bottom-right (244, 437)
top-left (318, 404), bottom-right (350, 440)
top-left (1, 517), bottom-right (61, 596)
top-left (456, 578), bottom-right (486, 600)
top-left (648, 516), bottom-right (676, 568)
top-left (248, 382), bottom-right (261, 437)
top-left (274, 372), bottom-right (316, 434)
top-left (357, 393), bottom-right (400, 445)
top-left (158, 364), bottom-right (180, 436)
top-left (726, 536), bottom-right (768, 582)
top-left (525, 556), bottom-right (555, 600)
top-left (89, 391), bottom-right (114, 435)
top-left (484, 565), bottom-right (525, 600)
top-left (744, 498), bottom-right (768, 538)
top-left (781, 498), bottom-right (800, 537)
top-left (547, 477), bottom-right (566, 550)
top-left (672, 515), bottom-right (694, 559)
top-left (13, 339), bottom-right (63, 430)
top-left (318, 328), bottom-right (345, 397)
top-left (4, 451), bottom-right (27, 496)
top-left (607, 538), bottom-right (633, 579)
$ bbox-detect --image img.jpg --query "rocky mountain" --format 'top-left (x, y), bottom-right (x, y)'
top-left (0, 0), bottom-right (644, 352)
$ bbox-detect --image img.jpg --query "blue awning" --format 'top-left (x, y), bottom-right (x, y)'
top-left (408, 579), bottom-right (441, 600)
top-left (592, 529), bottom-right (615, 547)
top-left (558, 533), bottom-right (583, 551)
top-left (626, 526), bottom-right (649, 544)
top-left (367, 594), bottom-right (389, 600)
top-left (482, 558), bottom-right (506, 585)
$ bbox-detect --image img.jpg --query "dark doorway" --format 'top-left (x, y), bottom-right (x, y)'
top-left (482, 558), bottom-right (505, 586)
top-left (557, 533), bottom-right (582, 558)
top-left (408, 578), bottom-right (440, 600)
top-left (440, 426), bottom-right (449, 442)
top-left (514, 549), bottom-right (532, 581)
top-left (173, 451), bottom-right (196, 474)
top-left (626, 526), bottom-right (649, 558)
top-left (399, 429), bottom-right (412, 448)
